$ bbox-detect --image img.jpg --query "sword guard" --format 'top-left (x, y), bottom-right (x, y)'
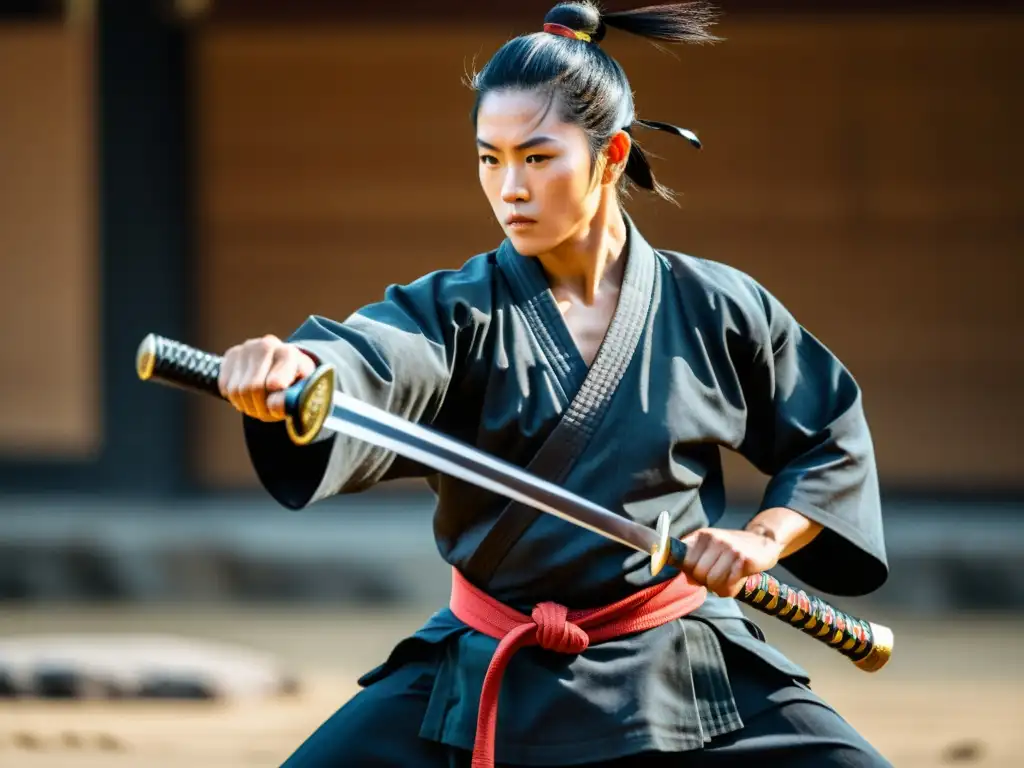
top-left (282, 364), bottom-right (335, 446)
top-left (650, 510), bottom-right (674, 576)
top-left (651, 510), bottom-right (694, 577)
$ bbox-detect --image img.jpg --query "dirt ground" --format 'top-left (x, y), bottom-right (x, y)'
top-left (0, 604), bottom-right (1020, 767)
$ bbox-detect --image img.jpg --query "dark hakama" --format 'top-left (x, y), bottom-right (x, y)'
top-left (244, 216), bottom-right (891, 767)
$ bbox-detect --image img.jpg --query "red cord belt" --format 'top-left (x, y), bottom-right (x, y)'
top-left (449, 567), bottom-right (707, 768)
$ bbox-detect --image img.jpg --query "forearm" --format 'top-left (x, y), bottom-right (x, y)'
top-left (745, 506), bottom-right (823, 558)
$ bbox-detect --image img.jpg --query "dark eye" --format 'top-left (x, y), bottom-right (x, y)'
top-left (479, 155), bottom-right (498, 166)
top-left (526, 155), bottom-right (551, 164)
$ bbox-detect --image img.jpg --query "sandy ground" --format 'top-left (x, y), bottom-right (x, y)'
top-left (0, 604), bottom-right (1020, 767)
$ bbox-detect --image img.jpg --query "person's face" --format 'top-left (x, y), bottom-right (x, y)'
top-left (476, 89), bottom-right (612, 255)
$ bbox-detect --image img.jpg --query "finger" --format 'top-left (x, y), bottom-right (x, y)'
top-left (266, 390), bottom-right (287, 420)
top-left (680, 530), bottom-right (709, 573)
top-left (721, 567), bottom-right (750, 599)
top-left (239, 348), bottom-right (274, 421)
top-left (722, 578), bottom-right (746, 598)
top-left (239, 336), bottom-right (282, 419)
top-left (225, 352), bottom-right (248, 414)
top-left (691, 540), bottom-right (724, 585)
top-left (218, 346), bottom-right (239, 400)
top-left (265, 347), bottom-right (302, 392)
top-left (270, 348), bottom-right (320, 421)
top-left (705, 550), bottom-right (738, 595)
top-left (264, 349), bottom-right (304, 421)
top-left (264, 364), bottom-right (296, 423)
top-left (726, 556), bottom-right (757, 593)
top-left (250, 349), bottom-right (279, 421)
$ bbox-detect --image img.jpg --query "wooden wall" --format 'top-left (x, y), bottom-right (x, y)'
top-left (0, 23), bottom-right (98, 459)
top-left (191, 15), bottom-right (1024, 497)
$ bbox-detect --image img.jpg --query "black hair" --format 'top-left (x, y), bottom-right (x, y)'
top-left (469, 2), bottom-right (720, 202)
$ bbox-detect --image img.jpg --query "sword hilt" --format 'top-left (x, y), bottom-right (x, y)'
top-left (135, 333), bottom-right (335, 446)
top-left (652, 511), bottom-right (893, 673)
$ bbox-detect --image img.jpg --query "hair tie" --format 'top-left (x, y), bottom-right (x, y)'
top-left (633, 119), bottom-right (702, 149)
top-left (543, 22), bottom-right (592, 43)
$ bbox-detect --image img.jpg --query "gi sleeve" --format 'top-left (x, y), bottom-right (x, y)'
top-left (242, 266), bottom-right (480, 510)
top-left (735, 278), bottom-right (888, 596)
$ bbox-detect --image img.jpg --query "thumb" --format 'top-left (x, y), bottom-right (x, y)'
top-left (265, 349), bottom-right (314, 420)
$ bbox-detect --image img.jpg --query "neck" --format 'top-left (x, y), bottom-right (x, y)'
top-left (536, 195), bottom-right (628, 305)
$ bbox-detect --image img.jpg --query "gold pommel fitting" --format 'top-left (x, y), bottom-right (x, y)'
top-left (136, 333), bottom-right (157, 381)
top-left (853, 623), bottom-right (894, 673)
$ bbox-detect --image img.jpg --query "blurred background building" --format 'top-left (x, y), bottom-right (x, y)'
top-left (0, 0), bottom-right (1022, 613)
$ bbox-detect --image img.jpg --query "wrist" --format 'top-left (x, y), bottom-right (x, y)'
top-left (747, 506), bottom-right (823, 558)
top-left (745, 521), bottom-right (777, 542)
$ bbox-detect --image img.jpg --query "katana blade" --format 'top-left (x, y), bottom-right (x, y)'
top-left (326, 391), bottom-right (662, 557)
top-left (135, 334), bottom-right (895, 673)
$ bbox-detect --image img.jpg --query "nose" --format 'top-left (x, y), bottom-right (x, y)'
top-left (500, 167), bottom-right (529, 204)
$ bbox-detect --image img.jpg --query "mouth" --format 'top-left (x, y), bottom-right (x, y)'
top-left (505, 215), bottom-right (537, 229)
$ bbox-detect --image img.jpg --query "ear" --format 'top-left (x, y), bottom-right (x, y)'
top-left (601, 130), bottom-right (631, 185)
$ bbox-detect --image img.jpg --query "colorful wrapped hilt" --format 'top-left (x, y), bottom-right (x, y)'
top-left (739, 572), bottom-right (893, 672)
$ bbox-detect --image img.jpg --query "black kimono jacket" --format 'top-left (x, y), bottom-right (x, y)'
top-left (243, 216), bottom-right (888, 765)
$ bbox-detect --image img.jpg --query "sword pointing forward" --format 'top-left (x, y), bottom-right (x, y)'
top-left (136, 333), bottom-right (893, 673)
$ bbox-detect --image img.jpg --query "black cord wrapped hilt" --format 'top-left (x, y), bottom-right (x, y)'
top-left (136, 333), bottom-right (224, 398)
top-left (135, 333), bottom-right (336, 446)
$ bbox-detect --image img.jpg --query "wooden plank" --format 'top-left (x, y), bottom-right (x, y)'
top-left (201, 0), bottom-right (1024, 23)
top-left (190, 17), bottom-right (1024, 491)
top-left (0, 25), bottom-right (98, 458)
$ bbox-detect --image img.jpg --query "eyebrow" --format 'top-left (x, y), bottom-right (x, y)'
top-left (476, 136), bottom-right (558, 151)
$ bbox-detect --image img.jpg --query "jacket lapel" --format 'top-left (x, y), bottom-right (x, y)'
top-left (462, 217), bottom-right (660, 585)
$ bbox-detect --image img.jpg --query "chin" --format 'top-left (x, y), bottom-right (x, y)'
top-left (505, 229), bottom-right (556, 257)
top-left (508, 236), bottom-right (539, 256)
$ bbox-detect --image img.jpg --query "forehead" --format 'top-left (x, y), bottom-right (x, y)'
top-left (476, 89), bottom-right (579, 144)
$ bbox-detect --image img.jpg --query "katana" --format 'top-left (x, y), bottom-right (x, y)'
top-left (135, 333), bottom-right (894, 672)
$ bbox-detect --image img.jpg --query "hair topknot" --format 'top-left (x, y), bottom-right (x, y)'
top-left (544, 2), bottom-right (607, 44)
top-left (471, 2), bottom-right (720, 203)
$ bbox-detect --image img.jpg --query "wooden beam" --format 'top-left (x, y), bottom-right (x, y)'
top-left (201, 0), bottom-right (1022, 24)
